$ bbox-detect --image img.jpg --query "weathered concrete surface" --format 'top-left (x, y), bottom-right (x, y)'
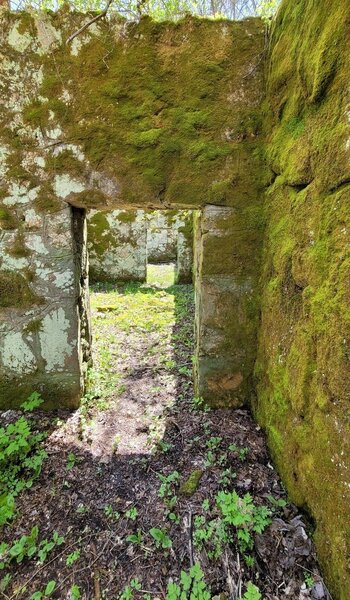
top-left (0, 13), bottom-right (265, 409)
top-left (194, 205), bottom-right (261, 407)
top-left (87, 209), bottom-right (193, 283)
top-left (87, 210), bottom-right (147, 282)
top-left (254, 0), bottom-right (350, 597)
top-left (0, 204), bottom-right (83, 408)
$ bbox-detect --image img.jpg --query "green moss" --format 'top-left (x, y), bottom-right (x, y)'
top-left (0, 270), bottom-right (41, 308)
top-left (256, 2), bottom-right (350, 597)
top-left (116, 211), bottom-right (137, 224)
top-left (180, 470), bottom-right (203, 496)
top-left (0, 207), bottom-right (18, 230)
top-left (8, 232), bottom-right (31, 258)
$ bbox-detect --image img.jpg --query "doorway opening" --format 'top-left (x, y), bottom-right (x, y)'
top-left (79, 209), bottom-right (196, 457)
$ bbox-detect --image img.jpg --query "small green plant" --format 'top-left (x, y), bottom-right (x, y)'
top-left (125, 506), bottom-right (138, 520)
top-left (30, 580), bottom-right (56, 600)
top-left (112, 434), bottom-right (121, 452)
top-left (104, 504), bottom-right (121, 521)
top-left (126, 530), bottom-right (144, 545)
top-left (304, 571), bottom-right (315, 588)
top-left (37, 530), bottom-right (64, 563)
top-left (76, 503), bottom-right (89, 514)
top-left (267, 495), bottom-right (287, 509)
top-left (219, 467), bottom-right (237, 488)
top-left (66, 452), bottom-right (77, 471)
top-left (21, 392), bottom-right (44, 412)
top-left (193, 514), bottom-right (230, 559)
top-left (206, 436), bottom-right (222, 450)
top-left (191, 396), bottom-right (209, 412)
top-left (149, 527), bottom-right (172, 549)
top-left (0, 393), bottom-right (47, 525)
top-left (229, 444), bottom-right (249, 461)
top-left (166, 563), bottom-right (210, 600)
top-left (70, 585), bottom-right (81, 600)
top-left (118, 577), bottom-right (142, 599)
top-left (158, 471), bottom-right (180, 509)
top-left (0, 528), bottom-right (64, 570)
top-left (242, 581), bottom-right (262, 600)
top-left (216, 490), bottom-right (271, 554)
top-left (157, 440), bottom-right (174, 453)
top-left (66, 549), bottom-right (80, 565)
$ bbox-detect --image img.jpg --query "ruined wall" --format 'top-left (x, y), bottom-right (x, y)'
top-left (255, 1), bottom-right (350, 596)
top-left (87, 209), bottom-right (193, 283)
top-left (87, 210), bottom-right (147, 282)
top-left (0, 11), bottom-right (265, 409)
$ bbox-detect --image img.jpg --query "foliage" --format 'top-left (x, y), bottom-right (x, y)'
top-left (216, 490), bottom-right (271, 553)
top-left (0, 527), bottom-right (64, 570)
top-left (166, 563), bottom-right (210, 600)
top-left (30, 580), bottom-right (56, 600)
top-left (149, 527), bottom-right (172, 549)
top-left (0, 393), bottom-right (47, 525)
top-left (10, 0), bottom-right (280, 21)
top-left (243, 582), bottom-right (262, 600)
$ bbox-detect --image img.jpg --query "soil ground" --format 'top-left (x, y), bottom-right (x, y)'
top-left (0, 265), bottom-right (331, 600)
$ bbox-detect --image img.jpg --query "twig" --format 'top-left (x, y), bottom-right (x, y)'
top-left (67, 0), bottom-right (114, 45)
top-left (184, 510), bottom-right (194, 566)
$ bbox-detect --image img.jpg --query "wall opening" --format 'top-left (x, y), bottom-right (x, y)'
top-left (81, 208), bottom-right (195, 455)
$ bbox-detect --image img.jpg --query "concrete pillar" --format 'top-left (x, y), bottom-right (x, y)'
top-left (193, 205), bottom-right (260, 408)
top-left (0, 204), bottom-right (86, 409)
top-left (175, 212), bottom-right (194, 284)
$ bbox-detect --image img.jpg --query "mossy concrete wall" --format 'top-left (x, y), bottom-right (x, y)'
top-left (0, 10), bottom-right (265, 410)
top-left (87, 210), bottom-right (147, 282)
top-left (86, 209), bottom-right (193, 283)
top-left (255, 0), bottom-right (350, 597)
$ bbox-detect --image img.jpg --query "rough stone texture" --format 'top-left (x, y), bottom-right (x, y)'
top-left (0, 204), bottom-right (83, 409)
top-left (194, 205), bottom-right (261, 407)
top-left (87, 210), bottom-right (147, 282)
top-left (0, 10), bottom-right (264, 410)
top-left (254, 1), bottom-right (350, 597)
top-left (146, 210), bottom-right (178, 263)
top-left (86, 209), bottom-right (193, 283)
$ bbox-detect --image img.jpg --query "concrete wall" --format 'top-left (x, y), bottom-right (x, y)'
top-left (255, 1), bottom-right (350, 596)
top-left (86, 209), bottom-right (194, 283)
top-left (88, 210), bottom-right (147, 283)
top-left (0, 11), bottom-right (265, 411)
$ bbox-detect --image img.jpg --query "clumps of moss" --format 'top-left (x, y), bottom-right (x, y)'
top-left (8, 232), bottom-right (31, 258)
top-left (46, 149), bottom-right (85, 178)
top-left (34, 185), bottom-right (64, 214)
top-left (71, 189), bottom-right (107, 209)
top-left (0, 270), bottom-right (41, 308)
top-left (116, 211), bottom-right (137, 224)
top-left (0, 208), bottom-right (18, 231)
top-left (179, 470), bottom-right (203, 496)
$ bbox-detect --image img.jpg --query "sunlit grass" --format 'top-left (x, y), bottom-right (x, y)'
top-left (147, 263), bottom-right (175, 288)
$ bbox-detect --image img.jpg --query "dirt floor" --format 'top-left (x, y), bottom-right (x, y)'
top-left (0, 266), bottom-right (331, 599)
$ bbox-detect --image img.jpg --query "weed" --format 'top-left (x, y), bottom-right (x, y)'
top-left (0, 393), bottom-right (47, 525)
top-left (30, 580), bottom-right (56, 599)
top-left (66, 549), bottom-right (80, 565)
top-left (0, 526), bottom-right (64, 571)
top-left (126, 530), bottom-right (144, 545)
top-left (70, 585), bottom-right (81, 600)
top-left (66, 452), bottom-right (77, 471)
top-left (149, 527), bottom-right (172, 550)
top-left (104, 505), bottom-right (121, 521)
top-left (166, 563), bottom-right (210, 600)
top-left (229, 444), bottom-right (249, 461)
top-left (243, 582), bottom-right (262, 600)
top-left (125, 507), bottom-right (138, 520)
top-left (304, 571), bottom-right (315, 588)
top-left (216, 490), bottom-right (271, 554)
